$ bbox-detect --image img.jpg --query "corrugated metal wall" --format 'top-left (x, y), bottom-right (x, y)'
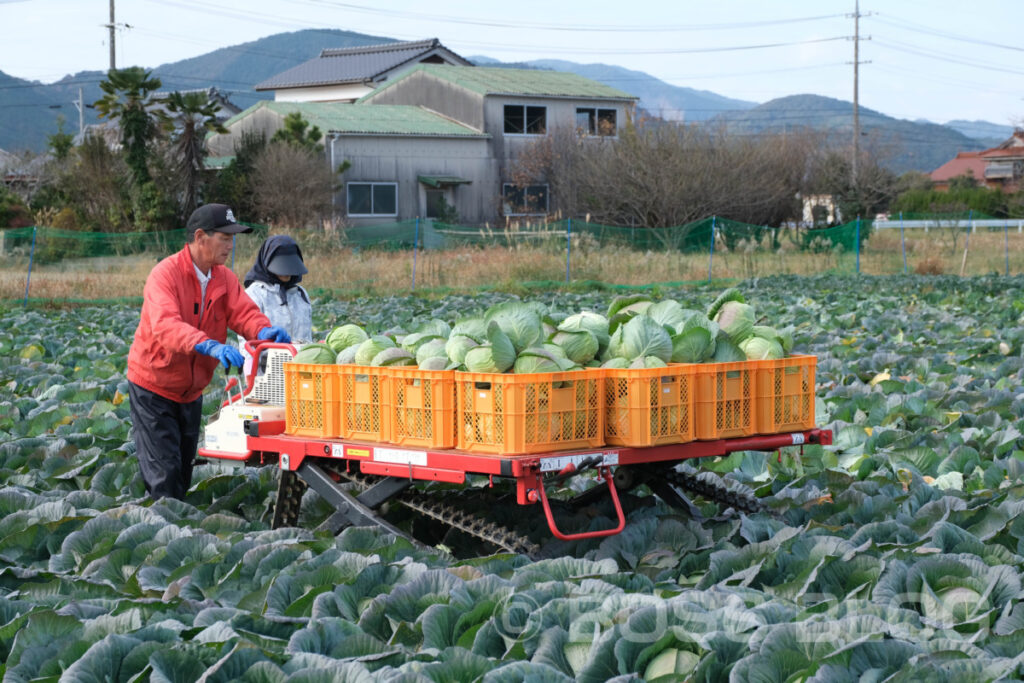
top-left (330, 135), bottom-right (497, 225)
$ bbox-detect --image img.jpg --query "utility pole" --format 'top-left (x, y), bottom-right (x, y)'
top-left (852, 0), bottom-right (860, 188)
top-left (73, 88), bottom-right (84, 136)
top-left (850, 1), bottom-right (871, 190)
top-left (107, 0), bottom-right (116, 70)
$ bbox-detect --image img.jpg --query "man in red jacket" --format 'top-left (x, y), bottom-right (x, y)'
top-left (126, 203), bottom-right (291, 500)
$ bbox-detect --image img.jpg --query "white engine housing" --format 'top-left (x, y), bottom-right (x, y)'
top-left (203, 403), bottom-right (286, 454)
top-left (247, 346), bottom-right (304, 405)
top-left (201, 343), bottom-right (309, 458)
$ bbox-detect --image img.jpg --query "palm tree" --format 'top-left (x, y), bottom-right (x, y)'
top-left (94, 67), bottom-right (163, 185)
top-left (162, 91), bottom-right (229, 219)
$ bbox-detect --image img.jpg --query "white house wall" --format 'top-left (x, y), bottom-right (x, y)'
top-left (330, 135), bottom-right (496, 225)
top-left (274, 84), bottom-right (373, 103)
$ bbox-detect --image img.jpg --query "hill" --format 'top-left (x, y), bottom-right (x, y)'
top-left (709, 94), bottom-right (985, 174)
top-left (0, 29), bottom-right (394, 154)
top-left (0, 31), bottom-right (1005, 175)
top-left (940, 119), bottom-right (1014, 148)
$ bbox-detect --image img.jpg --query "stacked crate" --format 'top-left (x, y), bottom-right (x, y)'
top-left (283, 355), bottom-right (816, 451)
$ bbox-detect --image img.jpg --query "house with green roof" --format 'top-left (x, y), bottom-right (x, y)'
top-left (361, 65), bottom-right (637, 217)
top-left (207, 65), bottom-right (637, 225)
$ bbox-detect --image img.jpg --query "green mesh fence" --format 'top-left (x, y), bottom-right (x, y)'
top-left (4, 213), bottom-right (1021, 306)
top-left (0, 223), bottom-right (269, 264)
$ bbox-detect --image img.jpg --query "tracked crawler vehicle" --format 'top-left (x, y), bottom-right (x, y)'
top-left (199, 342), bottom-right (831, 555)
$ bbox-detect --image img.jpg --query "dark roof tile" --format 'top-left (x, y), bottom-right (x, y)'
top-left (255, 38), bottom-right (469, 90)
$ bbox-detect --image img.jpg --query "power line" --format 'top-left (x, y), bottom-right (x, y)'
top-left (873, 15), bottom-right (1024, 53)
top-left (298, 0), bottom-right (847, 32)
top-left (872, 39), bottom-right (1024, 77)
top-left (470, 35), bottom-right (851, 56)
top-left (144, 0), bottom-right (848, 55)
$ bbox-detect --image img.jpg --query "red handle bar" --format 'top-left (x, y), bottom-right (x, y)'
top-left (534, 467), bottom-right (626, 541)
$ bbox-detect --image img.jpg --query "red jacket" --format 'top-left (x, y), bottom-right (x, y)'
top-left (127, 245), bottom-right (270, 403)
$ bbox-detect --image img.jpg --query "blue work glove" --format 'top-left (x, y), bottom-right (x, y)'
top-left (258, 326), bottom-right (292, 343)
top-left (195, 339), bottom-right (245, 370)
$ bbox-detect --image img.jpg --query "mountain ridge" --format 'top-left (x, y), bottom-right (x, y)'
top-left (0, 29), bottom-right (1010, 175)
top-left (708, 94), bottom-right (986, 174)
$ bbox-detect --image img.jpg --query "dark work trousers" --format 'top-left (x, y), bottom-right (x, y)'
top-left (128, 381), bottom-right (203, 501)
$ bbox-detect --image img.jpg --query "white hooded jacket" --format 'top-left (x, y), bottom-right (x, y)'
top-left (239, 280), bottom-right (313, 373)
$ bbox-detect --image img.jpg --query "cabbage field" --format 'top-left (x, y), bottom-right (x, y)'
top-left (3, 274), bottom-right (1024, 682)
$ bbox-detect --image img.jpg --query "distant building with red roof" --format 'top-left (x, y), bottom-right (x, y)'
top-left (931, 129), bottom-right (1024, 192)
top-left (930, 151), bottom-right (986, 190)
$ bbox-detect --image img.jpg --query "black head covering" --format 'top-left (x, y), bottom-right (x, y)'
top-left (244, 235), bottom-right (307, 304)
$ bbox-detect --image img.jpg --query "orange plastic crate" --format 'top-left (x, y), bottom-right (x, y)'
top-left (338, 365), bottom-right (391, 443)
top-left (604, 365), bottom-right (695, 447)
top-left (283, 363), bottom-right (342, 438)
top-left (752, 354), bottom-right (817, 434)
top-left (456, 369), bottom-right (605, 455)
top-left (389, 367), bottom-right (457, 449)
top-left (691, 361), bottom-right (755, 440)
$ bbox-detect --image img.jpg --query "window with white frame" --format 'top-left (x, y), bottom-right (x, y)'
top-left (575, 107), bottom-right (617, 136)
top-left (347, 182), bottom-right (397, 216)
top-left (504, 104), bottom-right (547, 135)
top-left (502, 183), bottom-right (549, 216)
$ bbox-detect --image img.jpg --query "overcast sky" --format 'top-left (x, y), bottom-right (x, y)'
top-left (1, 0), bottom-right (1021, 126)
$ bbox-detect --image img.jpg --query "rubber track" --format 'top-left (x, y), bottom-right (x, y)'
top-left (271, 469), bottom-right (307, 529)
top-left (321, 463), bottom-right (540, 557)
top-left (665, 469), bottom-right (764, 515)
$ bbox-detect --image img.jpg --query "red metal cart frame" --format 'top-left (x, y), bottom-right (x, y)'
top-left (200, 418), bottom-right (831, 543)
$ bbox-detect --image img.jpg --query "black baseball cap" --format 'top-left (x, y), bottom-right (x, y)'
top-left (267, 242), bottom-right (308, 276)
top-left (186, 203), bottom-right (253, 234)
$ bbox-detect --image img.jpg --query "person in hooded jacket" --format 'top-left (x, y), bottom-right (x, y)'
top-left (239, 234), bottom-right (313, 375)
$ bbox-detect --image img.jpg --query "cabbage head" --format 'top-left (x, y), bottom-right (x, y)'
top-left (355, 335), bottom-right (396, 366)
top-left (603, 325), bottom-right (626, 361)
top-left (335, 343), bottom-right (361, 365)
top-left (291, 343), bottom-right (337, 364)
top-left (451, 317), bottom-right (488, 343)
top-left (706, 287), bottom-right (745, 320)
top-left (620, 315), bottom-right (673, 363)
top-left (550, 329), bottom-right (598, 365)
top-left (487, 321), bottom-right (516, 370)
top-left (713, 334), bottom-right (747, 362)
top-left (484, 301), bottom-right (544, 353)
top-left (418, 356), bottom-right (450, 371)
top-left (400, 332), bottom-right (442, 354)
top-left (415, 338), bottom-right (448, 366)
top-left (464, 346), bottom-right (504, 373)
top-left (518, 346), bottom-right (561, 363)
top-left (513, 353), bottom-right (562, 374)
top-left (601, 357), bottom-right (630, 369)
top-left (416, 319), bottom-right (451, 338)
top-left (372, 348), bottom-right (416, 366)
top-left (445, 335), bottom-right (479, 366)
top-left (325, 324), bottom-right (368, 353)
top-left (671, 327), bottom-right (715, 363)
top-left (559, 311), bottom-right (610, 356)
top-left (645, 299), bottom-right (688, 331)
top-left (739, 335), bottom-right (784, 360)
top-left (607, 294), bottom-right (653, 319)
top-left (463, 321), bottom-right (516, 373)
top-left (543, 343), bottom-right (568, 359)
top-left (751, 325), bottom-right (792, 355)
top-left (714, 301), bottom-right (755, 342)
top-left (630, 355), bottom-right (668, 369)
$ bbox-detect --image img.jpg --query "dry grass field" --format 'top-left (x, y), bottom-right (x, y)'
top-left (3, 226), bottom-right (1024, 301)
